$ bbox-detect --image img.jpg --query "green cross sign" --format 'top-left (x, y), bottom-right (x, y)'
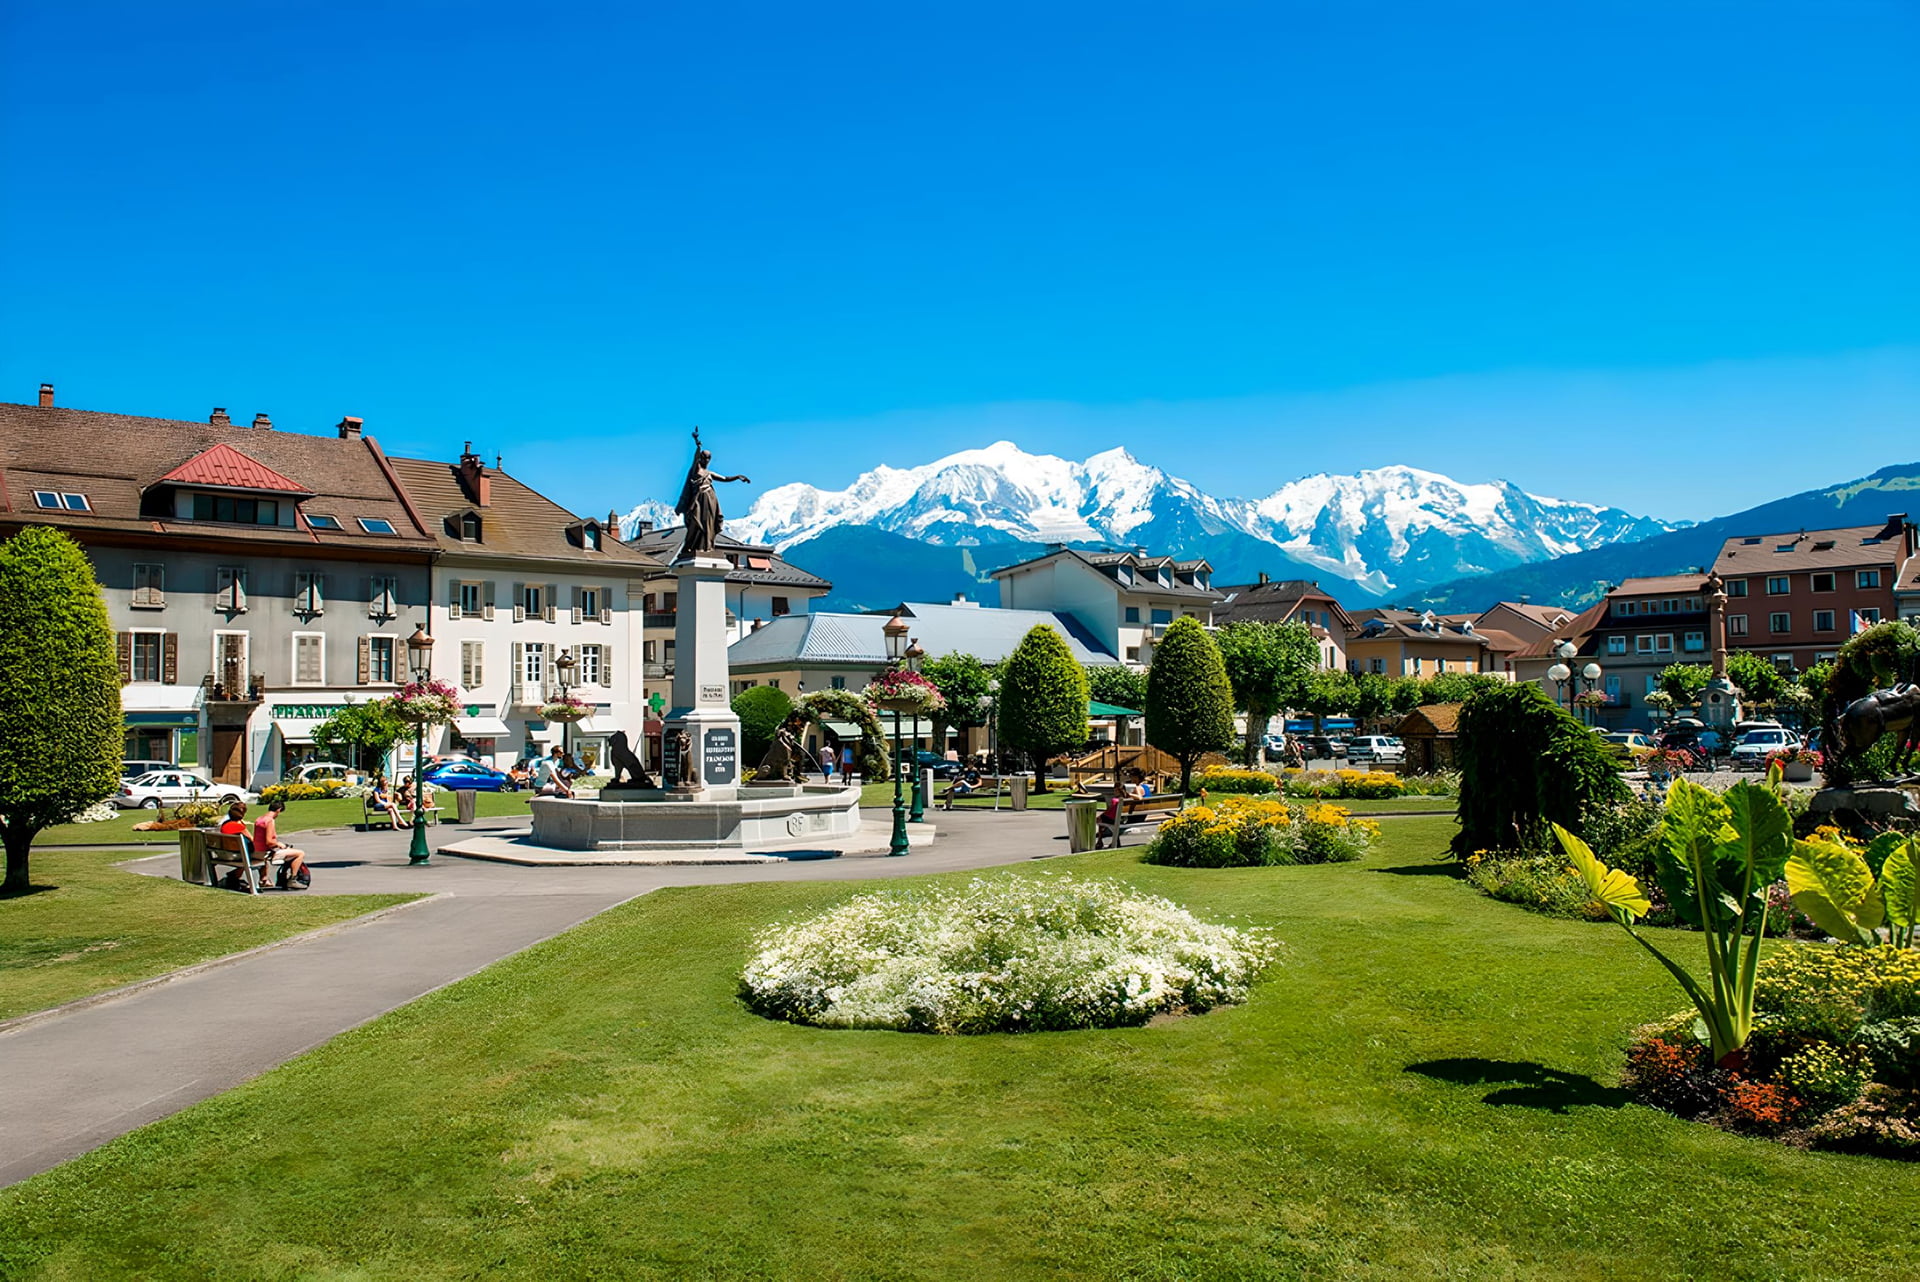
top-left (648, 693), bottom-right (666, 714)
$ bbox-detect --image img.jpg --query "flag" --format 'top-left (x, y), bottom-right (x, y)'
top-left (1849, 610), bottom-right (1866, 635)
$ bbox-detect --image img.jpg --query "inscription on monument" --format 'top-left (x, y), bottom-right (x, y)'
top-left (700, 684), bottom-right (726, 704)
top-left (661, 733), bottom-right (682, 787)
top-left (703, 727), bottom-right (737, 786)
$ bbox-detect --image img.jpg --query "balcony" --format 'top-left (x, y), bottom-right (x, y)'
top-left (644, 661), bottom-right (673, 679)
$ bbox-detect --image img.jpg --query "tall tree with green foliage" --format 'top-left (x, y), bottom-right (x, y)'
top-left (1419, 672), bottom-right (1506, 706)
top-left (1084, 662), bottom-right (1148, 713)
top-left (312, 700), bottom-right (410, 773)
top-left (998, 626), bottom-right (1090, 792)
top-left (1726, 651), bottom-right (1788, 709)
top-left (732, 685), bottom-right (794, 763)
top-left (1656, 662), bottom-right (1712, 706)
top-left (920, 652), bottom-right (997, 754)
top-left (1451, 682), bottom-right (1629, 859)
top-left (1296, 668), bottom-right (1359, 732)
top-left (1145, 616), bottom-right (1235, 794)
top-left (1350, 671), bottom-right (1395, 730)
top-left (0, 528), bottom-right (122, 894)
top-left (1216, 621), bottom-right (1320, 764)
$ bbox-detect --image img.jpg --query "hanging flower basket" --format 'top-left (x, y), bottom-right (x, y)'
top-left (392, 679), bottom-right (461, 725)
top-left (863, 668), bottom-right (946, 716)
top-left (539, 693), bottom-right (593, 724)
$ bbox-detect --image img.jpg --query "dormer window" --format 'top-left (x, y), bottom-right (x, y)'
top-left (584, 524), bottom-right (601, 551)
top-left (460, 512), bottom-right (482, 541)
top-left (193, 494), bottom-right (280, 525)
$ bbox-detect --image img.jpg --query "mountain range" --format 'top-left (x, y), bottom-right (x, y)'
top-left (623, 442), bottom-right (1678, 608)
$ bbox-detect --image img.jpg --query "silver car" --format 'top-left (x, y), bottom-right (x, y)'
top-left (1347, 735), bottom-right (1405, 765)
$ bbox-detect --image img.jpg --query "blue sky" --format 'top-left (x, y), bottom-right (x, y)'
top-left (3, 2), bottom-right (1916, 523)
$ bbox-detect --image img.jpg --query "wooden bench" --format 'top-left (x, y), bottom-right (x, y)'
top-left (1098, 795), bottom-right (1185, 848)
top-left (203, 829), bottom-right (282, 895)
top-left (361, 794), bottom-right (443, 830)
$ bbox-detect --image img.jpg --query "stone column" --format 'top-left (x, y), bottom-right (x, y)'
top-left (660, 558), bottom-right (742, 793)
top-left (1700, 573), bottom-right (1741, 729)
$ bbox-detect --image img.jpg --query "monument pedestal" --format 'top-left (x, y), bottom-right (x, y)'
top-left (660, 557), bottom-right (742, 790)
top-left (1699, 676), bottom-right (1742, 731)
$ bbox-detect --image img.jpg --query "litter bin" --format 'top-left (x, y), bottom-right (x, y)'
top-left (1064, 799), bottom-right (1101, 852)
top-left (177, 827), bottom-right (209, 885)
top-left (1010, 774), bottom-right (1030, 811)
top-left (455, 787), bottom-right (478, 824)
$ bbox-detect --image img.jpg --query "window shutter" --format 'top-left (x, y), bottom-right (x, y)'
top-left (546, 585), bottom-right (558, 624)
top-left (234, 569), bottom-right (247, 611)
top-left (571, 587), bottom-right (583, 627)
top-left (312, 574), bottom-right (326, 613)
top-left (600, 646), bottom-right (613, 689)
top-left (601, 586), bottom-right (613, 625)
top-left (162, 633), bottom-right (178, 684)
top-left (357, 636), bottom-right (371, 684)
top-left (512, 582), bottom-right (526, 623)
top-left (117, 632), bottom-right (133, 683)
top-left (483, 580), bottom-right (496, 622)
top-left (510, 641), bottom-right (524, 704)
top-left (448, 580), bottom-right (462, 620)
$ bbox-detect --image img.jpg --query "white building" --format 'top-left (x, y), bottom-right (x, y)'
top-left (990, 547), bottom-right (1222, 668)
top-left (389, 450), bottom-right (665, 771)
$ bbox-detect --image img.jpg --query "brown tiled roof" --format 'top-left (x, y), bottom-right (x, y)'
top-left (1511, 598), bottom-right (1610, 660)
top-left (386, 457), bottom-right (662, 569)
top-left (1213, 579), bottom-right (1355, 630)
top-left (1496, 601), bottom-right (1576, 628)
top-left (1713, 526), bottom-right (1902, 575)
top-left (1397, 702), bottom-right (1463, 736)
top-left (1609, 574), bottom-right (1709, 597)
top-left (1473, 627), bottom-right (1529, 656)
top-left (0, 399), bottom-right (433, 553)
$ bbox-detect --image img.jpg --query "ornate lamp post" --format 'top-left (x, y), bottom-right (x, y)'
top-left (405, 624), bottom-right (435, 865)
top-left (553, 647), bottom-right (577, 761)
top-left (882, 613), bottom-right (910, 856)
top-left (905, 638), bottom-right (927, 822)
top-left (1546, 639), bottom-right (1605, 726)
top-left (980, 682), bottom-right (1000, 813)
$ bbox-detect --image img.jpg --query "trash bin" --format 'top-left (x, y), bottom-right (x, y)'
top-left (1011, 774), bottom-right (1030, 811)
top-left (1065, 799), bottom-right (1100, 852)
top-left (455, 787), bottom-right (478, 824)
top-left (177, 827), bottom-right (209, 885)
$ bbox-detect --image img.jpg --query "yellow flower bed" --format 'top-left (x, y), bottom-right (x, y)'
top-left (1192, 766), bottom-right (1279, 795)
top-left (1148, 795), bottom-right (1375, 868)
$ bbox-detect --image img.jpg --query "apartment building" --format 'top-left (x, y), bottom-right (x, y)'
top-left (387, 449), bottom-right (664, 770)
top-left (0, 388), bottom-right (435, 786)
top-left (1343, 608), bottom-right (1494, 678)
top-left (1711, 516), bottom-right (1920, 672)
top-left (1212, 576), bottom-right (1354, 671)
top-left (991, 547), bottom-right (1222, 667)
top-left (1581, 574), bottom-right (1712, 713)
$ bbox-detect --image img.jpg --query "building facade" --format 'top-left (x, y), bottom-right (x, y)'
top-left (1711, 516), bottom-right (1919, 673)
top-left (1212, 576), bottom-right (1355, 671)
top-left (1343, 609), bottom-right (1494, 678)
top-left (991, 548), bottom-right (1221, 667)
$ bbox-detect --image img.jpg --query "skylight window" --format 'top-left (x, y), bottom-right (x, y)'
top-left (358, 517), bottom-right (397, 535)
top-left (32, 490), bottom-right (90, 511)
top-left (306, 514), bottom-right (342, 531)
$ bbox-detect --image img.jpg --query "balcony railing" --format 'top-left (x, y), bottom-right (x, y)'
top-left (644, 661), bottom-right (673, 679)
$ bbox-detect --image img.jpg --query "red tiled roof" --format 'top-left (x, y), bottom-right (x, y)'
top-left (154, 442), bottom-right (312, 495)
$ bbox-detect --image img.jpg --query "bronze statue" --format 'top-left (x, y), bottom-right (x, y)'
top-left (674, 428), bottom-right (751, 562)
top-left (753, 713), bottom-right (813, 784)
top-left (603, 730), bottom-right (656, 790)
top-left (1835, 683), bottom-right (1920, 777)
top-left (669, 727), bottom-right (697, 789)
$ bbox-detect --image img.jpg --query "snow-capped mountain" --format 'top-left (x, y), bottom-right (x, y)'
top-left (622, 441), bottom-right (1678, 601)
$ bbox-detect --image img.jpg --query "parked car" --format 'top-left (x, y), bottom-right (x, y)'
top-left (1261, 734), bottom-right (1288, 762)
top-left (911, 750), bottom-right (961, 779)
top-left (114, 769), bottom-right (250, 810)
top-left (285, 762), bottom-right (359, 785)
top-left (1730, 728), bottom-right (1800, 770)
top-left (121, 759), bottom-right (174, 780)
top-left (1596, 731), bottom-right (1655, 762)
top-left (1346, 735), bottom-right (1405, 765)
top-left (420, 760), bottom-right (514, 792)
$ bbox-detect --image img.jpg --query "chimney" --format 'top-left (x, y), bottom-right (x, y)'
top-left (337, 416), bottom-right (363, 440)
top-left (251, 413), bottom-right (273, 430)
top-left (209, 407), bottom-right (231, 427)
top-left (37, 383), bottom-right (53, 408)
top-left (606, 509), bottom-right (621, 538)
top-left (1519, 594), bottom-right (1530, 604)
top-left (1257, 571), bottom-right (1269, 586)
top-left (457, 444), bottom-right (491, 507)
top-left (635, 519), bottom-right (653, 536)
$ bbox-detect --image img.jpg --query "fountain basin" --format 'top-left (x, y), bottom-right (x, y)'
top-left (529, 784), bottom-right (862, 851)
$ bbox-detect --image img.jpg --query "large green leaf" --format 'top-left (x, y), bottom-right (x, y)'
top-left (1785, 838), bottom-right (1886, 945)
top-left (1865, 831), bottom-right (1908, 879)
top-left (1656, 780), bottom-right (1733, 928)
top-left (1880, 838), bottom-right (1920, 932)
top-left (1552, 823), bottom-right (1650, 923)
top-left (1714, 781), bottom-right (1793, 890)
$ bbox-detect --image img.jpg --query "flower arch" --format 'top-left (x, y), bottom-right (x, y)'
top-left (794, 689), bottom-right (891, 779)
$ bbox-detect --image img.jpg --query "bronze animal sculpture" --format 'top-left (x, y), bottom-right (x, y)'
top-left (669, 727), bottom-right (697, 789)
top-left (753, 713), bottom-right (813, 784)
top-left (1835, 682), bottom-right (1920, 777)
top-left (604, 730), bottom-right (656, 790)
top-left (673, 428), bottom-right (751, 561)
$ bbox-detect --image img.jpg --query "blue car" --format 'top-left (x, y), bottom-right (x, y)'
top-left (421, 761), bottom-right (512, 792)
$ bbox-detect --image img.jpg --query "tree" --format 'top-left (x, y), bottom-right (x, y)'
top-left (1296, 668), bottom-right (1359, 734)
top-left (998, 626), bottom-right (1090, 792)
top-left (1084, 662), bottom-right (1148, 713)
top-left (1656, 662), bottom-right (1712, 706)
top-left (1144, 616), bottom-right (1234, 794)
top-left (1419, 672), bottom-right (1506, 706)
top-left (1216, 621), bottom-right (1320, 764)
top-left (732, 685), bottom-right (793, 764)
top-left (1452, 682), bottom-right (1629, 859)
top-left (1350, 672), bottom-right (1395, 730)
top-left (0, 528), bottom-right (122, 894)
top-left (1726, 651), bottom-right (1787, 709)
top-left (312, 700), bottom-right (409, 773)
top-left (920, 652), bottom-right (997, 755)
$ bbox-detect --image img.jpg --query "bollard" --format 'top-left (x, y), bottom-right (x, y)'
top-left (1064, 799), bottom-right (1100, 852)
top-left (1011, 774), bottom-right (1029, 811)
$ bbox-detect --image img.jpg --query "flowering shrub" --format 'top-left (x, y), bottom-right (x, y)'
top-left (1642, 748), bottom-right (1696, 776)
top-left (861, 667), bottom-right (946, 714)
top-left (1398, 770), bottom-right (1460, 797)
top-left (538, 692), bottom-right (592, 723)
top-left (1464, 852), bottom-right (1610, 920)
top-left (1718, 1078), bottom-right (1801, 1133)
top-left (65, 801), bottom-right (119, 824)
top-left (1621, 1036), bottom-right (1719, 1117)
top-left (258, 780), bottom-right (347, 804)
top-left (1753, 945), bottom-right (1920, 1042)
top-left (1776, 1041), bottom-right (1873, 1105)
top-left (162, 800), bottom-right (222, 827)
top-left (1192, 766), bottom-right (1277, 794)
top-left (1766, 746), bottom-right (1824, 770)
top-left (1146, 796), bottom-right (1376, 868)
top-left (394, 678), bottom-right (462, 725)
top-left (1333, 769), bottom-right (1401, 799)
top-left (1280, 769), bottom-right (1341, 799)
top-left (739, 874), bottom-right (1276, 1034)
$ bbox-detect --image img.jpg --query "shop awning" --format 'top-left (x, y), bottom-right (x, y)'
top-left (1089, 701), bottom-right (1143, 718)
top-left (454, 716), bottom-right (513, 738)
top-left (273, 718), bottom-right (326, 745)
top-left (122, 684), bottom-right (205, 714)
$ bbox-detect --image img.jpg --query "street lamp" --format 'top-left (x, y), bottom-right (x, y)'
top-left (905, 638), bottom-right (927, 822)
top-left (405, 623), bottom-right (435, 865)
top-left (553, 647), bottom-right (577, 762)
top-left (1546, 640), bottom-right (1605, 726)
top-left (883, 613), bottom-right (910, 857)
top-left (979, 682), bottom-right (1000, 813)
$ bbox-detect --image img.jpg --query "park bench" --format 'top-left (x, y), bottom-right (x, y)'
top-left (1097, 794), bottom-right (1185, 848)
top-left (202, 829), bottom-right (282, 895)
top-left (361, 793), bottom-right (442, 830)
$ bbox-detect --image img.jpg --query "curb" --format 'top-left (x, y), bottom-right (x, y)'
top-left (0, 894), bottom-right (439, 1038)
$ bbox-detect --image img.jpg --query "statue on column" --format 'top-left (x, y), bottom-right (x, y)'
top-left (1706, 571), bottom-right (1729, 680)
top-left (674, 428), bottom-right (751, 562)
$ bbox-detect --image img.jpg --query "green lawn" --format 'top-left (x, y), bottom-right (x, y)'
top-left (38, 791), bottom-right (537, 845)
top-left (0, 847), bottom-right (416, 1021)
top-left (4, 817), bottom-right (1911, 1279)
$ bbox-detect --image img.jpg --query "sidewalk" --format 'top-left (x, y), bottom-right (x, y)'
top-left (0, 808), bottom-right (1067, 1187)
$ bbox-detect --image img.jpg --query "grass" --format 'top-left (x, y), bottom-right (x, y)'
top-left (4, 819), bottom-right (1912, 1279)
top-left (37, 791), bottom-right (536, 845)
top-left (0, 847), bottom-right (416, 1021)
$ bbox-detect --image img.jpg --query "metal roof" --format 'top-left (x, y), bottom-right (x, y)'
top-left (728, 602), bottom-right (1122, 668)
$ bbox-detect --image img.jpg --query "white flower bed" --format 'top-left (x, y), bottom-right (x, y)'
top-left (67, 801), bottom-right (119, 824)
top-left (740, 874), bottom-right (1277, 1034)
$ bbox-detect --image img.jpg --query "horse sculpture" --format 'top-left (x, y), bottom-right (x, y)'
top-left (1835, 682), bottom-right (1920, 778)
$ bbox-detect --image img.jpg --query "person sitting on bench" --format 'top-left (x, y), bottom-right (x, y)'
top-left (941, 765), bottom-right (984, 809)
top-left (253, 798), bottom-right (311, 889)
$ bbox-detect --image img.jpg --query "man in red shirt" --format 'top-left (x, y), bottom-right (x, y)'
top-left (253, 799), bottom-right (311, 889)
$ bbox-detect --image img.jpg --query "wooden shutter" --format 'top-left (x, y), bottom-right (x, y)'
top-left (483, 580), bottom-right (496, 621)
top-left (162, 633), bottom-right (178, 684)
top-left (600, 585), bottom-right (613, 625)
top-left (448, 579), bottom-right (462, 620)
top-left (512, 582), bottom-right (526, 623)
top-left (545, 585), bottom-right (558, 624)
top-left (510, 641), bottom-right (524, 704)
top-left (233, 568), bottom-right (247, 611)
top-left (599, 645), bottom-right (612, 690)
top-left (117, 631), bottom-right (133, 683)
top-left (357, 635), bottom-right (371, 684)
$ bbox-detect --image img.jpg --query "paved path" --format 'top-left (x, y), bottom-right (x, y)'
top-left (0, 808), bottom-right (1068, 1188)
